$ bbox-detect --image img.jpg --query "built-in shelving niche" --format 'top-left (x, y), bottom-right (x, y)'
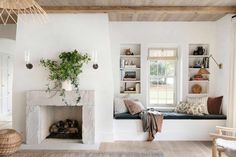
top-left (120, 44), bottom-right (141, 95)
top-left (188, 44), bottom-right (210, 96)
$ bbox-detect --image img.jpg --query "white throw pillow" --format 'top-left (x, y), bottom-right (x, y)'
top-left (114, 97), bottom-right (129, 114)
top-left (187, 96), bottom-right (208, 114)
top-left (187, 103), bottom-right (208, 115)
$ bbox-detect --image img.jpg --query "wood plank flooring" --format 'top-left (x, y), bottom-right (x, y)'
top-left (0, 122), bottom-right (228, 157)
top-left (100, 141), bottom-right (227, 157)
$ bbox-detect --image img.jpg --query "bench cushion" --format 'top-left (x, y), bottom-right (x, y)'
top-left (114, 111), bottom-right (227, 120)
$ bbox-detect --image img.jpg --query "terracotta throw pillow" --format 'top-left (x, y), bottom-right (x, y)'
top-left (207, 96), bottom-right (223, 115)
top-left (124, 99), bottom-right (145, 115)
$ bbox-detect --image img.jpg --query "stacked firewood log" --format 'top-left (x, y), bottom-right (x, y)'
top-left (48, 119), bottom-right (80, 139)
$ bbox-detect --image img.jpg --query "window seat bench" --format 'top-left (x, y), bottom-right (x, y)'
top-left (114, 111), bottom-right (227, 120)
top-left (113, 112), bottom-right (226, 141)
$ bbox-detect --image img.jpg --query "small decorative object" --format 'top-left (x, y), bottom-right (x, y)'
top-left (40, 50), bottom-right (90, 105)
top-left (202, 57), bottom-right (209, 68)
top-left (135, 83), bottom-right (140, 93)
top-left (198, 66), bottom-right (210, 75)
top-left (125, 48), bottom-right (133, 55)
top-left (193, 59), bottom-right (202, 68)
top-left (25, 51), bottom-right (33, 69)
top-left (92, 50), bottom-right (99, 70)
top-left (193, 50), bottom-right (199, 55)
top-left (196, 46), bottom-right (205, 55)
top-left (130, 61), bottom-right (135, 65)
top-left (120, 59), bottom-right (125, 68)
top-left (124, 60), bottom-right (129, 66)
top-left (128, 87), bottom-right (135, 91)
top-left (0, 129), bottom-right (22, 155)
top-left (192, 84), bottom-right (202, 94)
top-left (192, 74), bottom-right (203, 80)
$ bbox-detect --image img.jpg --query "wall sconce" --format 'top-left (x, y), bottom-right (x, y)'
top-left (25, 51), bottom-right (33, 69)
top-left (209, 54), bottom-right (223, 69)
top-left (92, 50), bottom-right (99, 70)
top-left (198, 54), bottom-right (223, 75)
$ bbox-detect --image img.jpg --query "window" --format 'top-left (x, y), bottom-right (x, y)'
top-left (148, 48), bottom-right (177, 107)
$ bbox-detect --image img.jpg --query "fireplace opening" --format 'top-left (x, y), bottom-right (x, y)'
top-left (46, 119), bottom-right (82, 139)
top-left (39, 106), bottom-right (83, 141)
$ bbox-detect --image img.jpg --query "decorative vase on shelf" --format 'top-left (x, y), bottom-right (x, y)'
top-left (62, 80), bottom-right (73, 91)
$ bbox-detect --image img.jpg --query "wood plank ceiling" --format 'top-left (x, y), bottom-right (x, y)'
top-left (1, 0), bottom-right (236, 23)
top-left (37, 0), bottom-right (236, 21)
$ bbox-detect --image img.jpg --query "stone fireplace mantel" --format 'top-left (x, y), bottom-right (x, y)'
top-left (26, 90), bottom-right (95, 145)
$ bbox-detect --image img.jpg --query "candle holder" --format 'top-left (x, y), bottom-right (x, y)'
top-left (93, 63), bottom-right (99, 69)
top-left (92, 50), bottom-right (99, 70)
top-left (25, 51), bottom-right (33, 69)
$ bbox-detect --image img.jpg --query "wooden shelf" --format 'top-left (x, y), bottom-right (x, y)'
top-left (189, 80), bottom-right (209, 83)
top-left (120, 55), bottom-right (141, 58)
top-left (120, 68), bottom-right (141, 70)
top-left (189, 55), bottom-right (209, 58)
top-left (120, 80), bottom-right (141, 83)
top-left (120, 93), bottom-right (141, 95)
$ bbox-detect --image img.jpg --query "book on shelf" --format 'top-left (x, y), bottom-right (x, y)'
top-left (124, 65), bottom-right (137, 68)
top-left (124, 91), bottom-right (137, 94)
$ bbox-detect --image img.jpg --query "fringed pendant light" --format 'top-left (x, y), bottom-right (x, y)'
top-left (0, 0), bottom-right (47, 25)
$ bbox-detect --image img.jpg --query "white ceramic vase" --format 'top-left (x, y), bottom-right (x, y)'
top-left (61, 80), bottom-right (73, 91)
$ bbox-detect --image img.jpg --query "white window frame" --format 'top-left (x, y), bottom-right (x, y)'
top-left (147, 48), bottom-right (179, 109)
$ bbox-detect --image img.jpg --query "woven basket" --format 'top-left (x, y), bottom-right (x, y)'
top-left (0, 129), bottom-right (22, 155)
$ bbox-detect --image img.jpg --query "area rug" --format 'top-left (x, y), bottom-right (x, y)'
top-left (7, 150), bottom-right (164, 157)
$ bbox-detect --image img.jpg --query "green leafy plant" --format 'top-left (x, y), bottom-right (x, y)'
top-left (40, 50), bottom-right (91, 103)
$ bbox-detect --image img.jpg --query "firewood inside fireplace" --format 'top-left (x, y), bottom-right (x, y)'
top-left (47, 119), bottom-right (82, 139)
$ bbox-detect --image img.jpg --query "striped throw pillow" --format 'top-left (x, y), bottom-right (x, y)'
top-left (187, 96), bottom-right (208, 114)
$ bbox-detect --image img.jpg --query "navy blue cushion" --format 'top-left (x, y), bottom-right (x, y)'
top-left (114, 112), bottom-right (141, 119)
top-left (114, 111), bottom-right (227, 120)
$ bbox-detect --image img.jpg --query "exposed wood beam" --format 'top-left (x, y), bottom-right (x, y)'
top-left (42, 6), bottom-right (236, 14)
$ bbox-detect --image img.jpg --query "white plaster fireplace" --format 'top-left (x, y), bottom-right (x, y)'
top-left (26, 90), bottom-right (95, 144)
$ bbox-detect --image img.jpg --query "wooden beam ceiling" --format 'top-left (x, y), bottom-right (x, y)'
top-left (42, 6), bottom-right (236, 14)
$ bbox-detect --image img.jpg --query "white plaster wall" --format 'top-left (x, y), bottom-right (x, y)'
top-left (214, 15), bottom-right (234, 115)
top-left (0, 39), bottom-right (15, 54)
top-left (110, 22), bottom-right (217, 107)
top-left (13, 14), bottom-right (114, 142)
top-left (0, 39), bottom-right (15, 116)
top-left (0, 24), bottom-right (16, 40)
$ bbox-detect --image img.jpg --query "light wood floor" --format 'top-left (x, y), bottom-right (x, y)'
top-left (100, 141), bottom-right (227, 157)
top-left (0, 122), bottom-right (228, 157)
